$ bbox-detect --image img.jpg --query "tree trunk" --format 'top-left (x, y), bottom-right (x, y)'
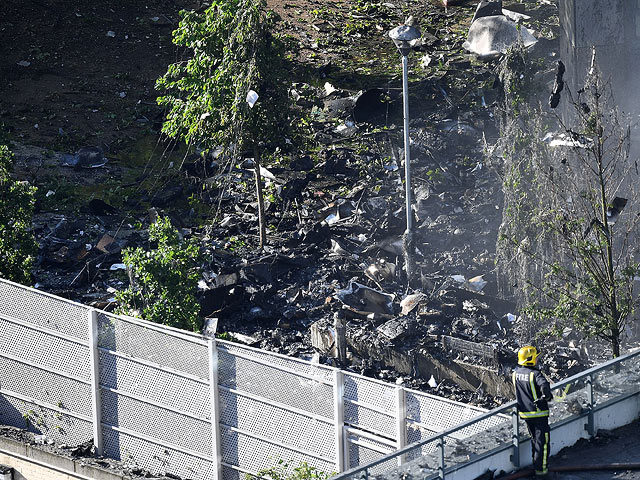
top-left (253, 145), bottom-right (267, 249)
top-left (611, 327), bottom-right (621, 358)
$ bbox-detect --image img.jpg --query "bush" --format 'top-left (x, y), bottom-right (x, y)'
top-left (115, 217), bottom-right (203, 332)
top-left (253, 461), bottom-right (333, 480)
top-left (0, 144), bottom-right (37, 284)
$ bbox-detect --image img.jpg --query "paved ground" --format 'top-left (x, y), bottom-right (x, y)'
top-left (500, 420), bottom-right (640, 479)
top-left (551, 419), bottom-right (640, 479)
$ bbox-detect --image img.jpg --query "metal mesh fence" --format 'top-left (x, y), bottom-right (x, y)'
top-left (220, 426), bottom-right (337, 475)
top-left (0, 280), bottom-right (89, 340)
top-left (406, 390), bottom-right (504, 439)
top-left (218, 342), bottom-right (335, 419)
top-left (344, 373), bottom-right (397, 440)
top-left (97, 311), bottom-right (209, 379)
top-left (218, 341), bottom-right (337, 475)
top-left (97, 313), bottom-right (213, 479)
top-left (0, 285), bottom-right (92, 446)
top-left (0, 279), bottom-right (502, 480)
top-left (346, 430), bottom-right (396, 474)
top-left (102, 426), bottom-right (216, 479)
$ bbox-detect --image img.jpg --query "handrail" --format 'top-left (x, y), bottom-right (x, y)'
top-left (332, 347), bottom-right (640, 480)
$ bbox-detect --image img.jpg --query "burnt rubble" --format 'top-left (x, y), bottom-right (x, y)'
top-left (21, 77), bottom-right (592, 409)
top-left (0, 425), bottom-right (178, 480)
top-left (12, 0), bottom-right (599, 412)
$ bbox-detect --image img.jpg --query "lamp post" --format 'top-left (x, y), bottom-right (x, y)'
top-left (389, 23), bottom-right (420, 283)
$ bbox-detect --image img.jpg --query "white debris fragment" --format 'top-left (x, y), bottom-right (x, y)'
top-left (543, 132), bottom-right (593, 149)
top-left (400, 293), bottom-right (425, 315)
top-left (246, 89), bottom-right (259, 108)
top-left (17, 60), bottom-right (31, 67)
top-left (46, 190), bottom-right (55, 197)
top-left (325, 213), bottom-right (339, 225)
top-left (109, 263), bottom-right (126, 271)
top-left (463, 15), bottom-right (536, 58)
top-left (420, 53), bottom-right (432, 68)
top-left (506, 313), bottom-right (519, 323)
top-left (428, 375), bottom-right (438, 388)
top-left (324, 82), bottom-right (337, 95)
top-left (106, 31), bottom-right (116, 37)
top-left (502, 8), bottom-right (531, 22)
top-left (259, 165), bottom-right (276, 182)
top-left (451, 274), bottom-right (466, 283)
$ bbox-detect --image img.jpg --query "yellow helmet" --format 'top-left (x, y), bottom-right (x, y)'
top-left (518, 345), bottom-right (539, 366)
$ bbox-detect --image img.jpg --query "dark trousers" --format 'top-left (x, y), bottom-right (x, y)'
top-left (524, 417), bottom-right (550, 475)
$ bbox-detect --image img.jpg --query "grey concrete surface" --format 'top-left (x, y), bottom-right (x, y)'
top-left (535, 420), bottom-right (640, 479)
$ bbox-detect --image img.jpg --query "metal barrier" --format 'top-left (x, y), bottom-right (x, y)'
top-left (0, 278), bottom-right (501, 480)
top-left (332, 348), bottom-right (640, 480)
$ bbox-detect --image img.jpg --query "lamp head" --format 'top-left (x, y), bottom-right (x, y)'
top-left (389, 23), bottom-right (421, 56)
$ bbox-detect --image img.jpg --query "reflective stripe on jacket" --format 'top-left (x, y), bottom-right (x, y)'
top-left (512, 366), bottom-right (552, 419)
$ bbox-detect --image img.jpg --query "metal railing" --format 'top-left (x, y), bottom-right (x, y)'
top-left (332, 348), bottom-right (640, 479)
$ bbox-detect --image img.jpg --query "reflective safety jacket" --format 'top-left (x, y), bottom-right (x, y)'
top-left (512, 366), bottom-right (552, 419)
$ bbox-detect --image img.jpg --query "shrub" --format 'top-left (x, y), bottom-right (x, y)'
top-left (116, 216), bottom-right (202, 331)
top-left (0, 144), bottom-right (37, 284)
top-left (252, 460), bottom-right (333, 480)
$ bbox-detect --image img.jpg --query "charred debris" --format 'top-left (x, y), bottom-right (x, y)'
top-left (19, 0), bottom-right (588, 408)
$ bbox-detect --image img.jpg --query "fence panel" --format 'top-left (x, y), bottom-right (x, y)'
top-left (0, 283), bottom-right (93, 446)
top-left (217, 342), bottom-right (337, 477)
top-left (97, 312), bottom-right (214, 479)
top-left (0, 280), bottom-right (89, 340)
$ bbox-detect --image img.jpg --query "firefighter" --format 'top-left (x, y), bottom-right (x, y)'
top-left (513, 345), bottom-right (553, 477)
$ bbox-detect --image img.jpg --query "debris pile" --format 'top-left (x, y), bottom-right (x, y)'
top-left (7, 0), bottom-right (594, 410)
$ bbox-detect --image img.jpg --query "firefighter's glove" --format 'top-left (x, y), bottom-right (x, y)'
top-left (534, 399), bottom-right (546, 409)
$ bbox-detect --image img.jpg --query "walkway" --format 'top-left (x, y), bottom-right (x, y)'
top-left (498, 420), bottom-right (640, 479)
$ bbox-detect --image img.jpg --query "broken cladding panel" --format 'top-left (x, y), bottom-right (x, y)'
top-left (441, 335), bottom-right (499, 367)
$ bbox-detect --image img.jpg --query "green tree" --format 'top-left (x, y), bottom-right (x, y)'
top-left (115, 216), bottom-right (202, 332)
top-left (494, 48), bottom-right (640, 358)
top-left (0, 144), bottom-right (37, 284)
top-left (157, 0), bottom-right (292, 248)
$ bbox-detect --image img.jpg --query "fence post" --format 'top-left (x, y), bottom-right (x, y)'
top-left (395, 386), bottom-right (406, 466)
top-left (511, 407), bottom-right (520, 468)
top-left (87, 309), bottom-right (103, 456)
top-left (333, 370), bottom-right (345, 472)
top-left (208, 339), bottom-right (222, 480)
top-left (586, 374), bottom-right (594, 436)
top-left (437, 436), bottom-right (445, 479)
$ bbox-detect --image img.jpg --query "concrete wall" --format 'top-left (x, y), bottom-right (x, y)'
top-left (443, 391), bottom-right (640, 480)
top-left (0, 435), bottom-right (130, 480)
top-left (559, 0), bottom-right (640, 114)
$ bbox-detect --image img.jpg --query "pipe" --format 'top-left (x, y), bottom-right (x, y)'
top-left (496, 463), bottom-right (640, 480)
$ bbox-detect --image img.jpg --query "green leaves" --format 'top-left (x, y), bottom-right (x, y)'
top-left (156, 0), bottom-right (291, 156)
top-left (253, 461), bottom-right (333, 480)
top-left (0, 145), bottom-right (37, 284)
top-left (115, 217), bottom-right (203, 332)
top-left (495, 48), bottom-right (636, 357)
